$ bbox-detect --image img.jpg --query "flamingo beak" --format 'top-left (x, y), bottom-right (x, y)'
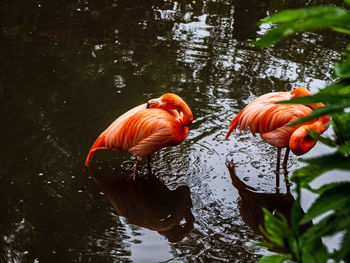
top-left (147, 98), bottom-right (162, 109)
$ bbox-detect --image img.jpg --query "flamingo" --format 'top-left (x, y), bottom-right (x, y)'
top-left (84, 93), bottom-right (193, 174)
top-left (225, 88), bottom-right (330, 182)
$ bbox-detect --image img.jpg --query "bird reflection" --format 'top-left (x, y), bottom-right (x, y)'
top-left (227, 162), bottom-right (310, 237)
top-left (88, 168), bottom-right (194, 243)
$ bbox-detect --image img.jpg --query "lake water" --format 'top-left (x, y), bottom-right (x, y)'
top-left (1, 0), bottom-right (349, 262)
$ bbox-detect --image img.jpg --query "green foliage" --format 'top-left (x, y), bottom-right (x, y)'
top-left (332, 230), bottom-right (350, 262)
top-left (336, 59), bottom-right (350, 78)
top-left (253, 1), bottom-right (350, 262)
top-left (300, 183), bottom-right (350, 224)
top-left (255, 209), bottom-right (297, 259)
top-left (258, 254), bottom-right (291, 263)
top-left (253, 6), bottom-right (350, 47)
top-left (307, 130), bottom-right (337, 147)
top-left (258, 208), bottom-right (328, 263)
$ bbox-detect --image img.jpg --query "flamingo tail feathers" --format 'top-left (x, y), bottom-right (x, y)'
top-left (84, 135), bottom-right (106, 168)
top-left (225, 111), bottom-right (243, 140)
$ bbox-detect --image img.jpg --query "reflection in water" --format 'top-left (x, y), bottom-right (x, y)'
top-left (227, 162), bottom-right (308, 237)
top-left (232, 0), bottom-right (270, 41)
top-left (227, 162), bottom-right (326, 257)
top-left (88, 167), bottom-right (194, 243)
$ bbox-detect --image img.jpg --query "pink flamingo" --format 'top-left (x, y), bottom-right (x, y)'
top-left (226, 88), bottom-right (330, 180)
top-left (85, 93), bottom-right (193, 174)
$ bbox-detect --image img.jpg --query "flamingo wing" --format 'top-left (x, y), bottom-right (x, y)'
top-left (84, 103), bottom-right (148, 167)
top-left (102, 103), bottom-right (148, 137)
top-left (258, 104), bottom-right (311, 147)
top-left (104, 108), bottom-right (184, 157)
top-left (226, 92), bottom-right (313, 148)
top-left (226, 92), bottom-right (291, 138)
top-left (128, 128), bottom-right (175, 157)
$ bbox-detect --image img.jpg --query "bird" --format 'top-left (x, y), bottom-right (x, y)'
top-left (225, 87), bottom-right (330, 180)
top-left (84, 93), bottom-right (193, 175)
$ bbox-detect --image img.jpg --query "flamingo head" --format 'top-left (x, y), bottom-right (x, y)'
top-left (147, 93), bottom-right (182, 108)
top-left (147, 93), bottom-right (193, 126)
top-left (291, 87), bottom-right (313, 98)
top-left (291, 87), bottom-right (326, 110)
top-left (290, 114), bottom-right (330, 156)
top-left (289, 126), bottom-right (317, 156)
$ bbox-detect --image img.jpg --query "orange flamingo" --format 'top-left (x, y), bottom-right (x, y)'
top-left (225, 88), bottom-right (330, 178)
top-left (84, 93), bottom-right (193, 174)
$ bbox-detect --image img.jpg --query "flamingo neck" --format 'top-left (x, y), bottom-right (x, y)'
top-left (289, 115), bottom-right (330, 156)
top-left (151, 93), bottom-right (193, 126)
top-left (289, 88), bottom-right (330, 155)
top-left (179, 103), bottom-right (193, 126)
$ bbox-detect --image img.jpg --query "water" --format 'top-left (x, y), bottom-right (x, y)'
top-left (1, 0), bottom-right (349, 262)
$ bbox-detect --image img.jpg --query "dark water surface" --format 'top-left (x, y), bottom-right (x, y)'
top-left (1, 0), bottom-right (349, 262)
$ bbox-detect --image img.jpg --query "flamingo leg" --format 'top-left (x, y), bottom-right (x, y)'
top-left (133, 157), bottom-right (142, 180)
top-left (282, 147), bottom-right (290, 174)
top-left (147, 155), bottom-right (152, 175)
top-left (275, 148), bottom-right (281, 193)
top-left (282, 147), bottom-right (291, 193)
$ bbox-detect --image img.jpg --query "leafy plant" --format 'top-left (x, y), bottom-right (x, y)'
top-left (253, 1), bottom-right (350, 262)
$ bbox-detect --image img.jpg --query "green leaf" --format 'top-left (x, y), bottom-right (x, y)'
top-left (289, 103), bottom-right (349, 127)
top-left (258, 208), bottom-right (302, 258)
top-left (290, 200), bottom-right (301, 239)
top-left (338, 140), bottom-right (350, 156)
top-left (332, 229), bottom-right (350, 262)
top-left (253, 23), bottom-right (295, 47)
top-left (331, 26), bottom-right (350, 34)
top-left (301, 182), bottom-right (350, 224)
top-left (254, 6), bottom-right (350, 47)
top-left (293, 154), bottom-right (350, 189)
top-left (258, 254), bottom-right (292, 263)
top-left (335, 59), bottom-right (350, 78)
top-left (302, 208), bottom-right (350, 244)
top-left (308, 129), bottom-right (337, 147)
top-left (301, 236), bottom-right (329, 263)
top-left (261, 6), bottom-right (349, 24)
top-left (261, 210), bottom-right (287, 245)
top-left (320, 80), bottom-right (350, 95)
top-left (292, 15), bottom-right (350, 32)
top-left (346, 0), bottom-right (350, 6)
top-left (310, 181), bottom-right (349, 194)
top-left (275, 81), bottom-right (350, 112)
top-left (332, 113), bottom-right (350, 143)
top-left (277, 93), bottom-right (350, 105)
top-left (291, 164), bottom-right (331, 188)
top-left (259, 208), bottom-right (294, 248)
top-left (302, 213), bottom-right (334, 242)
top-left (254, 241), bottom-right (278, 250)
top-left (303, 153), bottom-right (350, 170)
